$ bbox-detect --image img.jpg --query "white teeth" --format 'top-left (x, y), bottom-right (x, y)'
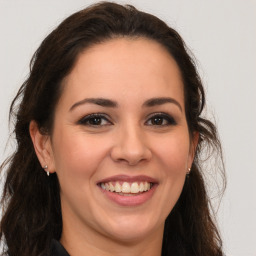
top-left (115, 182), bottom-right (122, 192)
top-left (109, 183), bottom-right (115, 192)
top-left (100, 181), bottom-right (152, 194)
top-left (139, 182), bottom-right (144, 192)
top-left (122, 182), bottom-right (131, 193)
top-left (130, 182), bottom-right (139, 193)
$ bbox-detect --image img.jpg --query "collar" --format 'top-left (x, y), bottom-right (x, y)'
top-left (51, 239), bottom-right (70, 256)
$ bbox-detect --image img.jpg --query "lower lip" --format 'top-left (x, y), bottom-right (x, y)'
top-left (99, 185), bottom-right (157, 206)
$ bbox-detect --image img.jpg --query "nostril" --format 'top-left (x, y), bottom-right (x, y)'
top-left (109, 131), bottom-right (152, 164)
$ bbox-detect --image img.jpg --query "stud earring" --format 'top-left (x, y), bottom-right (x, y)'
top-left (43, 165), bottom-right (50, 176)
top-left (186, 168), bottom-right (191, 177)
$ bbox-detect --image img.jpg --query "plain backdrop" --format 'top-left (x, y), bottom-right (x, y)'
top-left (0, 1), bottom-right (255, 255)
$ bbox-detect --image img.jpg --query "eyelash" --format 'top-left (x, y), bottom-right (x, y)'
top-left (145, 113), bottom-right (177, 126)
top-left (78, 113), bottom-right (112, 126)
top-left (78, 112), bottom-right (177, 127)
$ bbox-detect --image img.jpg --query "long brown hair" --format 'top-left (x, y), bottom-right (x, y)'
top-left (0, 2), bottom-right (225, 256)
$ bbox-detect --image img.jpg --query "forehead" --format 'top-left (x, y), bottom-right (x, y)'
top-left (60, 37), bottom-right (184, 108)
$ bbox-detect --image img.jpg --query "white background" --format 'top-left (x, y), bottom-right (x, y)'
top-left (0, 1), bottom-right (255, 255)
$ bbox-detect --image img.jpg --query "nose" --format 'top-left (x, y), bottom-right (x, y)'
top-left (110, 124), bottom-right (152, 166)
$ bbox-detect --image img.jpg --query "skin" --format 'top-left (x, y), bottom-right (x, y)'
top-left (30, 38), bottom-right (198, 256)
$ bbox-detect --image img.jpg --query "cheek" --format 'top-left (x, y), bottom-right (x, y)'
top-left (148, 132), bottom-right (190, 221)
top-left (152, 131), bottom-right (190, 176)
top-left (52, 129), bottom-right (108, 179)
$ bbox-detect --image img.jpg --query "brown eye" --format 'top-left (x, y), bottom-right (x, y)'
top-left (88, 117), bottom-right (103, 125)
top-left (146, 113), bottom-right (177, 126)
top-left (151, 117), bottom-right (165, 125)
top-left (78, 114), bottom-right (112, 126)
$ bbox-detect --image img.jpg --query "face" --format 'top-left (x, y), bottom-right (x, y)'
top-left (34, 38), bottom-right (197, 244)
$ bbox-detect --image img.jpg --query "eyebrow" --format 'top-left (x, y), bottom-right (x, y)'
top-left (142, 97), bottom-right (182, 112)
top-left (69, 97), bottom-right (182, 112)
top-left (69, 98), bottom-right (118, 111)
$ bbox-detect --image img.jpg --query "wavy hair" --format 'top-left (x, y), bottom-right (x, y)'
top-left (0, 2), bottom-right (225, 256)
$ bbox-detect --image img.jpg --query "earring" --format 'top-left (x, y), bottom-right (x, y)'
top-left (186, 167), bottom-right (191, 177)
top-left (43, 165), bottom-right (50, 176)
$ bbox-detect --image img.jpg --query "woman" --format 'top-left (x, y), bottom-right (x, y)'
top-left (0, 2), bottom-right (225, 256)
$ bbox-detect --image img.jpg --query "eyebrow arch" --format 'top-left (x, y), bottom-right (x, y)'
top-left (143, 97), bottom-right (182, 112)
top-left (69, 98), bottom-right (118, 111)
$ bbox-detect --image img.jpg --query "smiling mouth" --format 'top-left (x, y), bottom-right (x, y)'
top-left (99, 181), bottom-right (154, 196)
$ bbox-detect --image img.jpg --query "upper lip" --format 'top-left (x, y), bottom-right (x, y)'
top-left (97, 175), bottom-right (158, 184)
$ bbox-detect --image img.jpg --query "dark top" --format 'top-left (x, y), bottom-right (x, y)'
top-left (51, 240), bottom-right (70, 256)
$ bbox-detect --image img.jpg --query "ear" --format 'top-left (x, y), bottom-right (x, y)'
top-left (188, 131), bottom-right (199, 169)
top-left (29, 120), bottom-right (55, 174)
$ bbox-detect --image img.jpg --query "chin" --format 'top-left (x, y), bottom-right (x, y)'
top-left (101, 214), bottom-right (163, 243)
